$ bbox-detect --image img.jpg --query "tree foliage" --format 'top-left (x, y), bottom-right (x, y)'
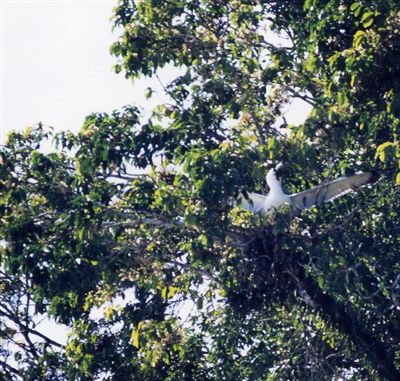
top-left (1, 0), bottom-right (400, 380)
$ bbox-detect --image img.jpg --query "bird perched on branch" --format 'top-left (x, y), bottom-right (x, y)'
top-left (238, 163), bottom-right (378, 216)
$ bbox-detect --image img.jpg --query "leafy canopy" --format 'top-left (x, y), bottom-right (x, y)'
top-left (1, 0), bottom-right (400, 380)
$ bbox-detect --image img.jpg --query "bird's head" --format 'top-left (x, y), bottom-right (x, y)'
top-left (275, 162), bottom-right (290, 179)
top-left (266, 162), bottom-right (289, 186)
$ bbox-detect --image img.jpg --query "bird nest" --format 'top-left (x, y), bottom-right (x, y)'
top-left (225, 227), bottom-right (305, 313)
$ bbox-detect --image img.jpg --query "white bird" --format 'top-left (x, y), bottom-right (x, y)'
top-left (238, 164), bottom-right (378, 216)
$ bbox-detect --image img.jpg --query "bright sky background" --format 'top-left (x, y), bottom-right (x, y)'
top-left (1, 0), bottom-right (177, 144)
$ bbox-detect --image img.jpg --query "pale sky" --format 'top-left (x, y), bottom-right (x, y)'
top-left (1, 0), bottom-right (177, 143)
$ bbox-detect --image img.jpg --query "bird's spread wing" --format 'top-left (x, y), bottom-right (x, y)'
top-left (289, 172), bottom-right (377, 212)
top-left (238, 192), bottom-right (266, 213)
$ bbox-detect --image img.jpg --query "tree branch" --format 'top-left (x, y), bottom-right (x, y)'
top-left (100, 239), bottom-right (225, 288)
top-left (299, 272), bottom-right (400, 381)
top-left (0, 359), bottom-right (22, 379)
top-left (0, 306), bottom-right (65, 349)
top-left (102, 210), bottom-right (247, 248)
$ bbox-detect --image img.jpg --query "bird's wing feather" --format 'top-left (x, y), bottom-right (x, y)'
top-left (289, 172), bottom-right (377, 212)
top-left (238, 192), bottom-right (267, 213)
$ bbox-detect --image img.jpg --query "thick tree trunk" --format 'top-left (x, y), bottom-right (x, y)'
top-left (299, 271), bottom-right (400, 381)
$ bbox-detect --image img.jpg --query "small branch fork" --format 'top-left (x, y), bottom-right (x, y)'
top-left (0, 305), bottom-right (65, 350)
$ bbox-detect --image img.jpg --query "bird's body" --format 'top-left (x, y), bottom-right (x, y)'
top-left (240, 190), bottom-right (290, 214)
top-left (237, 164), bottom-right (377, 216)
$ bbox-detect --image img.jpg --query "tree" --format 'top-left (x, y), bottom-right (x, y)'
top-left (1, 0), bottom-right (400, 379)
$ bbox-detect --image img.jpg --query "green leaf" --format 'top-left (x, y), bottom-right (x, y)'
top-left (161, 287), bottom-right (168, 300)
top-left (350, 2), bottom-right (360, 12)
top-left (327, 52), bottom-right (340, 70)
top-left (101, 147), bottom-right (109, 161)
top-left (375, 142), bottom-right (395, 162)
top-left (353, 30), bottom-right (365, 47)
top-left (353, 4), bottom-right (363, 17)
top-left (361, 11), bottom-right (374, 28)
top-left (198, 234), bottom-right (209, 247)
top-left (350, 74), bottom-right (357, 87)
top-left (161, 286), bottom-right (180, 300)
top-left (184, 212), bottom-right (197, 226)
top-left (363, 17), bottom-right (374, 28)
top-left (396, 172), bottom-right (400, 185)
top-left (104, 305), bottom-right (114, 320)
top-left (267, 137), bottom-right (276, 159)
top-left (303, 0), bottom-right (312, 11)
top-left (131, 322), bottom-right (142, 348)
top-left (337, 91), bottom-right (348, 107)
top-left (145, 87), bottom-right (153, 99)
top-left (77, 227), bottom-right (85, 241)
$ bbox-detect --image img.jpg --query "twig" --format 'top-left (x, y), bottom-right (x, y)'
top-left (101, 239), bottom-right (225, 288)
top-left (0, 359), bottom-right (22, 379)
top-left (0, 306), bottom-right (65, 349)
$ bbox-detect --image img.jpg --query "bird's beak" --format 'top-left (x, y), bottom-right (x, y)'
top-left (275, 163), bottom-right (289, 178)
